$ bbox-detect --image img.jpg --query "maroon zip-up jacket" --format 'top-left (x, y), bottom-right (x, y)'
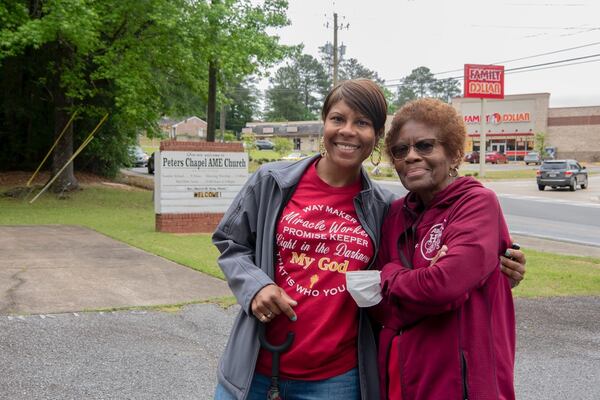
top-left (377, 177), bottom-right (515, 399)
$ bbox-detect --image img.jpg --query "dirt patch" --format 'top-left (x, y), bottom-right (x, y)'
top-left (0, 171), bottom-right (153, 194)
top-left (0, 171), bottom-right (106, 187)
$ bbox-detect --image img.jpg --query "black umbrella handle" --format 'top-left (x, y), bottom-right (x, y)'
top-left (258, 323), bottom-right (295, 352)
top-left (258, 322), bottom-right (295, 385)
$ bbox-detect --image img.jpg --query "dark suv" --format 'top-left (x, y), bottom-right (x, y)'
top-left (536, 159), bottom-right (588, 191)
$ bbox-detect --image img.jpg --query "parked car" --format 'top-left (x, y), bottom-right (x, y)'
top-left (536, 159), bottom-right (588, 191)
top-left (523, 151), bottom-right (542, 165)
top-left (147, 152), bottom-right (155, 174)
top-left (464, 151), bottom-right (479, 163)
top-left (282, 152), bottom-right (308, 161)
top-left (485, 151), bottom-right (508, 164)
top-left (129, 146), bottom-right (149, 167)
top-left (255, 139), bottom-right (275, 150)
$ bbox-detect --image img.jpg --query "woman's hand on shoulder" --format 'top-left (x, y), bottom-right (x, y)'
top-left (500, 248), bottom-right (526, 288)
top-left (251, 284), bottom-right (298, 323)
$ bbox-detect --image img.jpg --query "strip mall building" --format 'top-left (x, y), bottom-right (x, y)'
top-left (452, 93), bottom-right (600, 162)
top-left (244, 93), bottom-right (600, 162)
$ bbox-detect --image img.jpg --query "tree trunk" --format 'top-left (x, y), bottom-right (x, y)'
top-left (219, 104), bottom-right (226, 142)
top-left (50, 73), bottom-right (79, 193)
top-left (206, 60), bottom-right (217, 142)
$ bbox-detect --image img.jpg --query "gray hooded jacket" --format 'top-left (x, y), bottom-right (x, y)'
top-left (212, 154), bottom-right (393, 400)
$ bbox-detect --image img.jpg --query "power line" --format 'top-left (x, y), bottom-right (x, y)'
top-left (383, 52), bottom-right (600, 87)
top-left (505, 58), bottom-right (600, 75)
top-left (386, 40), bottom-right (600, 80)
top-left (503, 52), bottom-right (600, 72)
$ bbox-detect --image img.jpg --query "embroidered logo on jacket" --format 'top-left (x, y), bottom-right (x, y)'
top-left (420, 223), bottom-right (445, 260)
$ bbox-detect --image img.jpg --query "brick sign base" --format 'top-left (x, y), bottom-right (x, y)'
top-left (156, 212), bottom-right (225, 234)
top-left (155, 140), bottom-right (244, 233)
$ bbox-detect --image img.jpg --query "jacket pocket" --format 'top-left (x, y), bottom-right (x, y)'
top-left (461, 351), bottom-right (469, 400)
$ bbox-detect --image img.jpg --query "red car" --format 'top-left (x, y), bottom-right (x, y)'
top-left (485, 151), bottom-right (508, 164)
top-left (464, 151), bottom-right (479, 163)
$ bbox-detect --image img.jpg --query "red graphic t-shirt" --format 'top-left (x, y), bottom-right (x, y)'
top-left (255, 160), bottom-right (374, 380)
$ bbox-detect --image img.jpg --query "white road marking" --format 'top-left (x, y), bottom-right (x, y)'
top-left (497, 193), bottom-right (600, 208)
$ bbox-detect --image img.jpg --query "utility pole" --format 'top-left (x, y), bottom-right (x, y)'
top-left (333, 13), bottom-right (339, 86)
top-left (325, 12), bottom-right (348, 87)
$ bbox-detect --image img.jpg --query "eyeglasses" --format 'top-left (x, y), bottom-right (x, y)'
top-left (390, 139), bottom-right (439, 161)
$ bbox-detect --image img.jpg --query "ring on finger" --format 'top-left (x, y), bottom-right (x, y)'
top-left (260, 314), bottom-right (268, 321)
top-left (266, 312), bottom-right (273, 318)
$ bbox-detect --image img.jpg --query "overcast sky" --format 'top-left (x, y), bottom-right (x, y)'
top-left (267, 0), bottom-right (600, 107)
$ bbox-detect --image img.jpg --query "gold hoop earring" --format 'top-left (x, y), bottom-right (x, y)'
top-left (449, 166), bottom-right (459, 178)
top-left (370, 144), bottom-right (382, 166)
top-left (319, 137), bottom-right (327, 157)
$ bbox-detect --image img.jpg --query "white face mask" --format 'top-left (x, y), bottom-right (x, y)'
top-left (346, 270), bottom-right (382, 308)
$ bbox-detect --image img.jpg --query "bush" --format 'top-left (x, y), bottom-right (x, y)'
top-left (272, 137), bottom-right (293, 154)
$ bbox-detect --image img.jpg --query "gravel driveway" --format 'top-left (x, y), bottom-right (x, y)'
top-left (1, 297), bottom-right (598, 400)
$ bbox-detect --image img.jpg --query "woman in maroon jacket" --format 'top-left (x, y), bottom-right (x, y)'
top-left (377, 98), bottom-right (516, 399)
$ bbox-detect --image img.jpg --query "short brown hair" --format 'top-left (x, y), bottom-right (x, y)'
top-left (385, 98), bottom-right (466, 163)
top-left (321, 79), bottom-right (388, 139)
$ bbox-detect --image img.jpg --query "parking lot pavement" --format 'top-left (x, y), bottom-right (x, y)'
top-left (0, 225), bottom-right (231, 315)
top-left (0, 298), bottom-right (598, 400)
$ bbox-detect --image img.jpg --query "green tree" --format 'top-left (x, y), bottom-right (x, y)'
top-left (535, 132), bottom-right (547, 156)
top-left (223, 78), bottom-right (261, 136)
top-left (339, 58), bottom-right (384, 84)
top-left (241, 132), bottom-right (256, 151)
top-left (431, 77), bottom-right (461, 102)
top-left (199, 0), bottom-right (291, 141)
top-left (272, 137), bottom-right (293, 154)
top-left (395, 84), bottom-right (418, 108)
top-left (402, 66), bottom-right (436, 98)
top-left (0, 0), bottom-right (209, 187)
top-left (394, 67), bottom-right (460, 107)
top-left (265, 52), bottom-right (327, 121)
top-left (0, 0), bottom-right (290, 189)
top-left (265, 66), bottom-right (306, 121)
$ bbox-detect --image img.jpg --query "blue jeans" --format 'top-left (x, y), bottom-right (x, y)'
top-left (214, 368), bottom-right (360, 400)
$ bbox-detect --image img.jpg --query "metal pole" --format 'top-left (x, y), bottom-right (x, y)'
top-left (27, 110), bottom-right (78, 187)
top-left (29, 114), bottom-right (108, 204)
top-left (479, 98), bottom-right (487, 178)
top-left (333, 13), bottom-right (338, 87)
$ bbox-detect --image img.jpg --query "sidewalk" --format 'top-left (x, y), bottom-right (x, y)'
top-left (0, 225), bottom-right (232, 315)
top-left (511, 234), bottom-right (600, 258)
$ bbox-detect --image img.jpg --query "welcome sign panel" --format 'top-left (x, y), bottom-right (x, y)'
top-left (155, 150), bottom-right (249, 213)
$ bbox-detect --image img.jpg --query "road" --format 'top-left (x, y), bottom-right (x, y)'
top-left (377, 172), bottom-right (600, 247)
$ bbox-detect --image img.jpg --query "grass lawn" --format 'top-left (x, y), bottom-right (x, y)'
top-left (1, 182), bottom-right (599, 297)
top-left (512, 250), bottom-right (600, 297)
top-left (463, 169), bottom-right (537, 180)
top-left (249, 149), bottom-right (280, 161)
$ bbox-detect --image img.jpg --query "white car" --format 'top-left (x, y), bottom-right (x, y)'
top-left (129, 146), bottom-right (149, 167)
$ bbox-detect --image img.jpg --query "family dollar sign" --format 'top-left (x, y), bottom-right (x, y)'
top-left (464, 64), bottom-right (505, 99)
